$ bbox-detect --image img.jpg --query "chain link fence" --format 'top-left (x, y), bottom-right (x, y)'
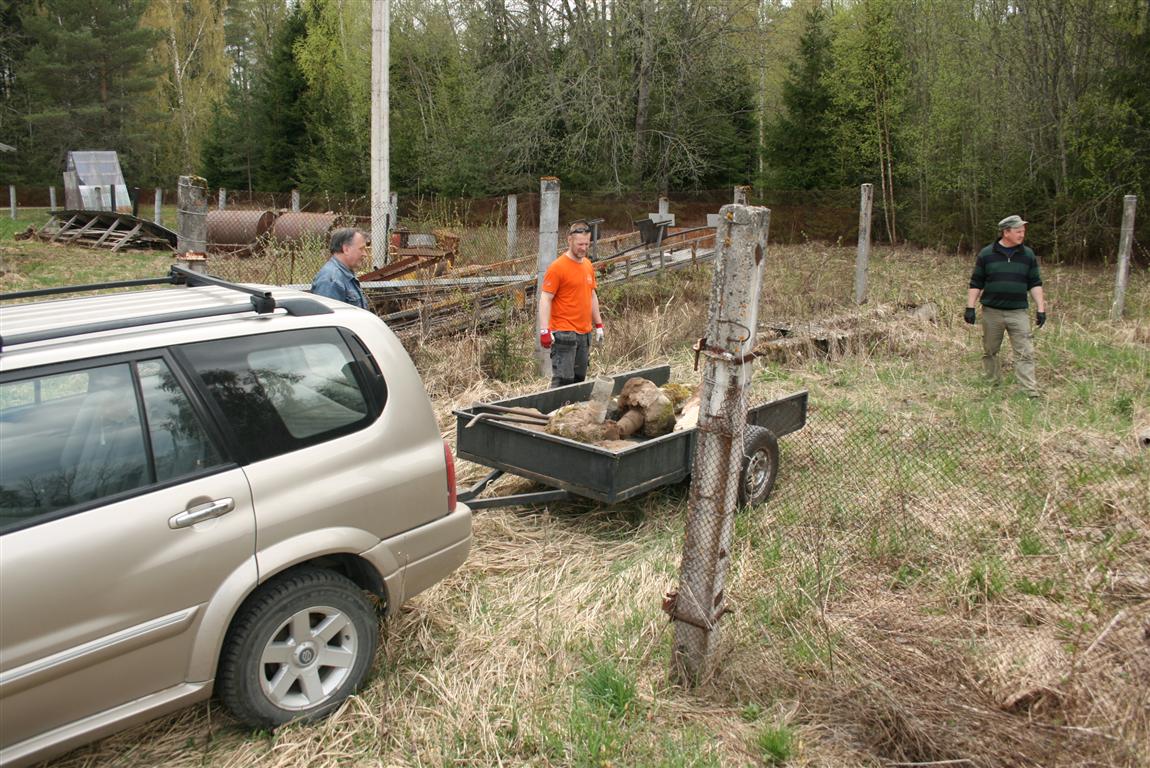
top-left (724, 390), bottom-right (1150, 763)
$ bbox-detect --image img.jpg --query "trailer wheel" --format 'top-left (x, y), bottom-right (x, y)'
top-left (739, 426), bottom-right (779, 507)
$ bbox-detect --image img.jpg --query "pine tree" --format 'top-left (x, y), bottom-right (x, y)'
top-left (16, 0), bottom-right (161, 184)
top-left (763, 7), bottom-right (837, 189)
top-left (253, 3), bottom-right (307, 192)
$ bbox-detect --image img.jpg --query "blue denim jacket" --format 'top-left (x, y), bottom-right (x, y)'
top-left (311, 257), bottom-right (368, 309)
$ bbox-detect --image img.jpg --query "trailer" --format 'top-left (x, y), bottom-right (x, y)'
top-left (454, 365), bottom-right (807, 510)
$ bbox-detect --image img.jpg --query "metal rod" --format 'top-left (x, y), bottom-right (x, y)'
top-left (465, 412), bottom-right (550, 429)
top-left (466, 488), bottom-right (572, 511)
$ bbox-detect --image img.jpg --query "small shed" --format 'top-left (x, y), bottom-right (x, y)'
top-left (63, 151), bottom-right (130, 212)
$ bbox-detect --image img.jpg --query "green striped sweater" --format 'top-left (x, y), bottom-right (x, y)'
top-left (969, 242), bottom-right (1042, 310)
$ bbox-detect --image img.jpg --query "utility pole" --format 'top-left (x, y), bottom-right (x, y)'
top-left (371, 0), bottom-right (390, 268)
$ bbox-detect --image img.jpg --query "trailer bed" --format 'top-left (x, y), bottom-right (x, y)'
top-left (454, 365), bottom-right (807, 507)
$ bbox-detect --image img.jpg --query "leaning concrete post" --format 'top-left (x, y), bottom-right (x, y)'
top-left (49, 186), bottom-right (57, 211)
top-left (1110, 195), bottom-right (1137, 321)
top-left (536, 177), bottom-right (561, 377)
top-left (671, 203), bottom-right (770, 686)
top-left (177, 176), bottom-right (209, 273)
top-left (291, 189), bottom-right (300, 212)
top-left (154, 188), bottom-right (163, 225)
top-left (507, 194), bottom-right (518, 260)
top-left (8, 185), bottom-right (14, 220)
top-left (855, 183), bottom-right (874, 305)
top-left (733, 185), bottom-right (751, 205)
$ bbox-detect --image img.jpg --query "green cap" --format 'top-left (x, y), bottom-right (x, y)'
top-left (997, 215), bottom-right (1027, 230)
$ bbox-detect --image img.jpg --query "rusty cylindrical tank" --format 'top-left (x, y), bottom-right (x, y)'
top-left (207, 209), bottom-right (276, 255)
top-left (268, 212), bottom-right (348, 246)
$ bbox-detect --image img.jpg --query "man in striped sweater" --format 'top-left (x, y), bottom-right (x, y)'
top-left (964, 215), bottom-right (1048, 398)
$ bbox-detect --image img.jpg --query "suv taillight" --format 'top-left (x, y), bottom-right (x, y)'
top-left (443, 440), bottom-right (457, 512)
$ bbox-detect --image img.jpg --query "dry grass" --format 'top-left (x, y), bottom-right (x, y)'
top-left (13, 241), bottom-right (1148, 767)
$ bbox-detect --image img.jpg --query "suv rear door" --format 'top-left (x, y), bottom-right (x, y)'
top-left (0, 356), bottom-right (256, 751)
top-left (178, 328), bottom-right (446, 566)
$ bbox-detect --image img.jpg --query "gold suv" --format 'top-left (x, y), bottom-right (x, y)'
top-left (0, 270), bottom-right (472, 766)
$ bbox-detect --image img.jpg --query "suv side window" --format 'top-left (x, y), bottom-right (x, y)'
top-left (138, 359), bottom-right (223, 482)
top-left (179, 328), bottom-right (377, 463)
top-left (0, 359), bottom-right (222, 532)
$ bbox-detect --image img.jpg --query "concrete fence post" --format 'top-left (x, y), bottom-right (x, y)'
top-left (154, 188), bottom-right (163, 226)
top-left (671, 203), bottom-right (770, 685)
top-left (291, 189), bottom-right (300, 212)
top-left (8, 185), bottom-right (15, 220)
top-left (109, 185), bottom-right (117, 212)
top-left (218, 188), bottom-right (226, 210)
top-left (507, 194), bottom-right (518, 260)
top-left (49, 186), bottom-right (57, 211)
top-left (389, 191), bottom-right (398, 230)
top-left (536, 177), bottom-right (561, 378)
top-left (177, 176), bottom-right (209, 268)
top-left (733, 185), bottom-right (751, 205)
top-left (1111, 195), bottom-right (1137, 321)
top-left (658, 195), bottom-right (670, 216)
top-left (94, 187), bottom-right (104, 211)
top-left (855, 183), bottom-right (874, 305)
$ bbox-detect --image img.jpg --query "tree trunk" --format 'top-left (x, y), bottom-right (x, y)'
top-left (631, 0), bottom-right (654, 182)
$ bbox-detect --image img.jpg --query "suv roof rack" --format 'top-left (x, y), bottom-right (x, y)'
top-left (0, 266), bottom-right (332, 353)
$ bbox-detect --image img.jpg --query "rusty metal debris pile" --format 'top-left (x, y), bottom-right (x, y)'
top-left (373, 225), bottom-right (717, 340)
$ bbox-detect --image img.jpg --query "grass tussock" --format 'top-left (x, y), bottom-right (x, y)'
top-left (14, 242), bottom-right (1149, 767)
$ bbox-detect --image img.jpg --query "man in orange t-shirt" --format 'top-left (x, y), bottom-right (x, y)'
top-left (538, 220), bottom-right (604, 388)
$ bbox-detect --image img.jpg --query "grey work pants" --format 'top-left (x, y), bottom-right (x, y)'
top-left (981, 307), bottom-right (1039, 395)
top-left (549, 330), bottom-right (591, 388)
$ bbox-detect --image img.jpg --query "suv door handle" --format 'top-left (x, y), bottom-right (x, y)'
top-left (169, 498), bottom-right (235, 529)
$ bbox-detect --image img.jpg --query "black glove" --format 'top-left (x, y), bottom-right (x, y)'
top-left (1035, 311), bottom-right (1046, 328)
top-left (963, 307), bottom-right (977, 325)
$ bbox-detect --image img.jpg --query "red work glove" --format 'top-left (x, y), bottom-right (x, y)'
top-left (594, 323), bottom-right (604, 344)
top-left (540, 329), bottom-right (553, 349)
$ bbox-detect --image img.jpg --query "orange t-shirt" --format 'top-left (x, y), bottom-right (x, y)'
top-left (542, 253), bottom-right (597, 333)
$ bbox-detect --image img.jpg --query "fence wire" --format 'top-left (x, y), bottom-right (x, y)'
top-left (764, 401), bottom-right (1148, 596)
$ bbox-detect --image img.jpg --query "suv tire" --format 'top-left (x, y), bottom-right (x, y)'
top-left (217, 567), bottom-right (378, 728)
top-left (739, 426), bottom-right (779, 508)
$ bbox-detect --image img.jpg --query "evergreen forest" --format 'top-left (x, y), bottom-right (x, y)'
top-left (1, 0), bottom-right (1147, 258)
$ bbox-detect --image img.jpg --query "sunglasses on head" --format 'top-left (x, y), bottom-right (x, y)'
top-left (569, 227), bottom-right (591, 235)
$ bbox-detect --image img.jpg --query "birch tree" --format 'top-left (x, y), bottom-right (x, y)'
top-left (143, 0), bottom-right (229, 177)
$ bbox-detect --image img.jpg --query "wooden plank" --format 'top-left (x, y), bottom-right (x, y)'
top-left (48, 214), bottom-right (80, 243)
top-left (59, 214), bottom-right (103, 243)
top-left (110, 221), bottom-right (143, 252)
top-left (92, 216), bottom-right (123, 248)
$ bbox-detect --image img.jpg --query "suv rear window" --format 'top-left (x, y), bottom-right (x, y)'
top-left (180, 328), bottom-right (379, 463)
top-left (0, 359), bottom-right (223, 532)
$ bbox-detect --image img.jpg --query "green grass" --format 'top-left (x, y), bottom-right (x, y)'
top-left (755, 724), bottom-right (795, 765)
top-left (0, 212), bottom-right (49, 240)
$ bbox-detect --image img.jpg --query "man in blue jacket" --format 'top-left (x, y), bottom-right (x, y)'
top-left (964, 215), bottom-right (1048, 398)
top-left (312, 228), bottom-right (369, 309)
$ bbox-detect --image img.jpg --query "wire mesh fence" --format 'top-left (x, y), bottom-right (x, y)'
top-left (773, 403), bottom-right (1149, 551)
top-left (713, 391), bottom-right (1150, 763)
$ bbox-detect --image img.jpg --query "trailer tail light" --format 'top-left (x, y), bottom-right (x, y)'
top-left (443, 440), bottom-right (458, 512)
